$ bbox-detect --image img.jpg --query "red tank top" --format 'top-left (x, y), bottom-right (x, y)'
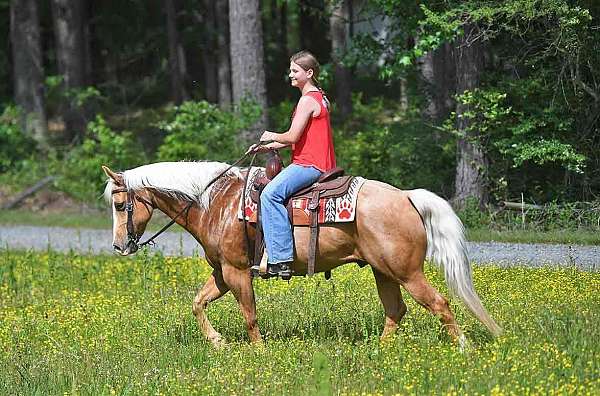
top-left (291, 91), bottom-right (336, 172)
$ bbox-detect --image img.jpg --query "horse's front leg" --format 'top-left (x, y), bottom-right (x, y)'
top-left (192, 269), bottom-right (229, 347)
top-left (223, 264), bottom-right (263, 343)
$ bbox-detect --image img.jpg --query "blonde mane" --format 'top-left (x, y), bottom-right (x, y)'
top-left (103, 161), bottom-right (241, 208)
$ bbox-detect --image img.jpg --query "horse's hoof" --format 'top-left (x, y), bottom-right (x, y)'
top-left (280, 272), bottom-right (292, 281)
top-left (457, 334), bottom-right (473, 353)
top-left (210, 336), bottom-right (226, 348)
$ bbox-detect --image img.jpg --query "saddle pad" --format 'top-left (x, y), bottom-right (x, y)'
top-left (238, 167), bottom-right (366, 225)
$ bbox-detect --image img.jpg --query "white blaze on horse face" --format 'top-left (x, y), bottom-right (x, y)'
top-left (110, 192), bottom-right (129, 250)
top-left (111, 195), bottom-right (118, 247)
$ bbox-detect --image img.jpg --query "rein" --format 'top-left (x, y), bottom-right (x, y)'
top-left (111, 143), bottom-right (267, 252)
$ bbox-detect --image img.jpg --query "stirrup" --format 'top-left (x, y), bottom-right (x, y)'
top-left (250, 262), bottom-right (292, 280)
top-left (271, 262), bottom-right (292, 280)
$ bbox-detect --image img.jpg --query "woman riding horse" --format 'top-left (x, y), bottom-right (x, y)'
top-left (247, 50), bottom-right (336, 280)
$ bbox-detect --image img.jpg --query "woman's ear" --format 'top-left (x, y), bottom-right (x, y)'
top-left (306, 68), bottom-right (314, 79)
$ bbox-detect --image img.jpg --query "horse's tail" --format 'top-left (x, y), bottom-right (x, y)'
top-left (407, 189), bottom-right (502, 336)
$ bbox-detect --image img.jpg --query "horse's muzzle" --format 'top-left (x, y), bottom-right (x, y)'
top-left (113, 241), bottom-right (139, 256)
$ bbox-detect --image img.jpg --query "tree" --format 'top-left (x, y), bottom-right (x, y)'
top-left (200, 0), bottom-right (218, 103)
top-left (418, 41), bottom-right (455, 124)
top-left (10, 0), bottom-right (48, 148)
top-left (165, 0), bottom-right (189, 104)
top-left (453, 24), bottom-right (487, 208)
top-left (229, 0), bottom-right (268, 142)
top-left (51, 0), bottom-right (89, 141)
top-left (329, 0), bottom-right (353, 117)
top-left (215, 0), bottom-right (232, 108)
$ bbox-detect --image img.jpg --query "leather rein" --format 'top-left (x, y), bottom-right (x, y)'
top-left (110, 147), bottom-right (264, 252)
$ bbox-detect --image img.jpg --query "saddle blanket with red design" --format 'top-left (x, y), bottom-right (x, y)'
top-left (238, 167), bottom-right (366, 225)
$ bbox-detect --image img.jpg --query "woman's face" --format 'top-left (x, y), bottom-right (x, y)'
top-left (289, 61), bottom-right (313, 88)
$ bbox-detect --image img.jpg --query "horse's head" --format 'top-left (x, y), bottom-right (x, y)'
top-left (103, 165), bottom-right (155, 256)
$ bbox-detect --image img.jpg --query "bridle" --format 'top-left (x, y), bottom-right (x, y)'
top-left (109, 142), bottom-right (268, 254)
top-left (111, 186), bottom-right (195, 252)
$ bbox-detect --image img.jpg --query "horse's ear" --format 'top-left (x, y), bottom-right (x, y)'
top-left (102, 165), bottom-right (124, 185)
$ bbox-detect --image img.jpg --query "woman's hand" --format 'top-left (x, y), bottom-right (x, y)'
top-left (245, 143), bottom-right (270, 155)
top-left (260, 131), bottom-right (276, 143)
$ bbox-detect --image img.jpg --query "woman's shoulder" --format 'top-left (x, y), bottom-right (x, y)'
top-left (297, 93), bottom-right (321, 108)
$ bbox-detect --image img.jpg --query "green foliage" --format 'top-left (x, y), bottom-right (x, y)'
top-left (55, 115), bottom-right (146, 202)
top-left (492, 201), bottom-right (600, 232)
top-left (459, 196), bottom-right (600, 235)
top-left (48, 74), bottom-right (103, 101)
top-left (156, 101), bottom-right (261, 162)
top-left (335, 95), bottom-right (455, 193)
top-left (457, 197), bottom-right (492, 229)
top-left (0, 106), bottom-right (38, 173)
top-left (268, 99), bottom-right (295, 132)
top-left (442, 87), bottom-right (586, 200)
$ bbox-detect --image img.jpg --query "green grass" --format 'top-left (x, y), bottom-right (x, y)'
top-left (466, 228), bottom-right (600, 245)
top-left (1, 250), bottom-right (598, 395)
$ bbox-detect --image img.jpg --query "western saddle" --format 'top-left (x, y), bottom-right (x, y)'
top-left (247, 151), bottom-right (355, 278)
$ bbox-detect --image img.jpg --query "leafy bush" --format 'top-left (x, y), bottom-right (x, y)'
top-left (55, 115), bottom-right (146, 202)
top-left (456, 197), bottom-right (493, 229)
top-left (0, 105), bottom-right (38, 173)
top-left (334, 95), bottom-right (455, 194)
top-left (156, 100), bottom-right (261, 162)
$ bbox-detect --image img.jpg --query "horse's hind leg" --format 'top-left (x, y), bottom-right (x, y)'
top-left (402, 274), bottom-right (464, 343)
top-left (372, 268), bottom-right (407, 339)
top-left (192, 269), bottom-right (230, 347)
top-left (222, 264), bottom-right (262, 343)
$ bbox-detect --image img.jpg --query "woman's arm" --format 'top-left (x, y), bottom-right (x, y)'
top-left (263, 141), bottom-right (289, 150)
top-left (260, 96), bottom-right (318, 144)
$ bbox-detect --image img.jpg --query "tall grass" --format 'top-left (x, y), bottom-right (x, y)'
top-left (0, 250), bottom-right (598, 395)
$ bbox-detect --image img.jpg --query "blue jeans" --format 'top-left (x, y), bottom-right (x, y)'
top-left (260, 163), bottom-right (322, 264)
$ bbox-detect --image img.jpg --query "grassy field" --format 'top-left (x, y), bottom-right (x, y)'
top-left (465, 228), bottom-right (600, 245)
top-left (1, 250), bottom-right (598, 395)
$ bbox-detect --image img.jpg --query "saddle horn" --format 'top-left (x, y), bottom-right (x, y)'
top-left (265, 150), bottom-right (283, 180)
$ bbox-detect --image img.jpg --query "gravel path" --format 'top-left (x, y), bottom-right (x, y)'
top-left (0, 225), bottom-right (598, 271)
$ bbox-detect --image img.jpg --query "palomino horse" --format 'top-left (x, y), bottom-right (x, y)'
top-left (102, 161), bottom-right (501, 347)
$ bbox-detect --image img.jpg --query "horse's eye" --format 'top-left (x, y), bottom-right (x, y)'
top-left (114, 202), bottom-right (125, 211)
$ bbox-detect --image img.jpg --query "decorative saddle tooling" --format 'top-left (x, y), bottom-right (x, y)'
top-left (239, 164), bottom-right (366, 277)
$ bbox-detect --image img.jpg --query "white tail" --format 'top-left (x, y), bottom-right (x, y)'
top-left (408, 189), bottom-right (502, 336)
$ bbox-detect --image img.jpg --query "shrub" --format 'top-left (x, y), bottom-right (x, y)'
top-left (156, 100), bottom-right (261, 162)
top-left (334, 95), bottom-right (455, 194)
top-left (0, 105), bottom-right (38, 173)
top-left (55, 115), bottom-right (146, 203)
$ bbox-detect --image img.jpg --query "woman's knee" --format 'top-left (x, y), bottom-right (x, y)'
top-left (261, 182), bottom-right (285, 204)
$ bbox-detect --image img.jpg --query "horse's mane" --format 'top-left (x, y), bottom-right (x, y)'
top-left (103, 161), bottom-right (242, 208)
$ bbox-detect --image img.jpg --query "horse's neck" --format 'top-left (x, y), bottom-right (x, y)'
top-left (149, 177), bottom-right (242, 240)
top-left (150, 190), bottom-right (207, 238)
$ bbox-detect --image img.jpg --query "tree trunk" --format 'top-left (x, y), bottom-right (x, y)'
top-left (229, 0), bottom-right (268, 142)
top-left (399, 77), bottom-right (408, 112)
top-left (165, 0), bottom-right (188, 104)
top-left (453, 24), bottom-right (488, 209)
top-left (10, 0), bottom-right (48, 148)
top-left (201, 0), bottom-right (218, 103)
top-left (286, 0), bottom-right (300, 54)
top-left (418, 41), bottom-right (455, 124)
top-left (51, 0), bottom-right (88, 141)
top-left (215, 0), bottom-right (232, 108)
top-left (329, 0), bottom-right (353, 118)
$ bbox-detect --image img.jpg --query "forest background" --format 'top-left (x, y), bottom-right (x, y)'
top-left (1, 0), bottom-right (599, 231)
